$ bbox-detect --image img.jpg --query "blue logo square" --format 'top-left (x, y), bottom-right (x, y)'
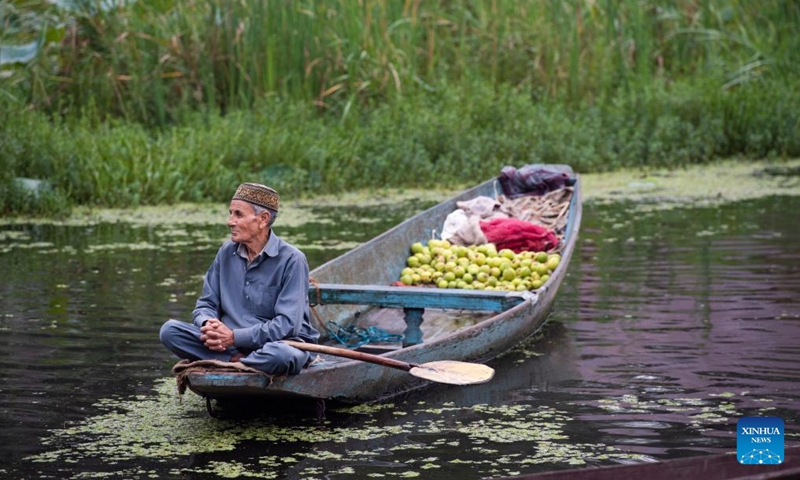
top-left (737, 416), bottom-right (784, 465)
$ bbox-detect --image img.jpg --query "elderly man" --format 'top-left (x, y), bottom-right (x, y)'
top-left (160, 183), bottom-right (320, 375)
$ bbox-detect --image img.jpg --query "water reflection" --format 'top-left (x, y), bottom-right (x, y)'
top-left (1, 196), bottom-right (799, 478)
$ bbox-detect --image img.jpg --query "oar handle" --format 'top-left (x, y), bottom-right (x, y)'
top-left (283, 340), bottom-right (417, 372)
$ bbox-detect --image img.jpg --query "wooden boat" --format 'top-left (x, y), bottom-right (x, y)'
top-left (179, 165), bottom-right (582, 406)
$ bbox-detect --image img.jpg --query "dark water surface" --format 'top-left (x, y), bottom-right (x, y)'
top-left (1, 196), bottom-right (798, 479)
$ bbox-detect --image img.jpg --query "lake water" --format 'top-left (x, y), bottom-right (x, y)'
top-left (1, 194), bottom-right (798, 479)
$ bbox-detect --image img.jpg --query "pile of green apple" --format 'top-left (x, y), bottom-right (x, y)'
top-left (398, 239), bottom-right (561, 291)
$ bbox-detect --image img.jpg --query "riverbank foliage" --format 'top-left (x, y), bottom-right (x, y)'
top-left (1, 0), bottom-right (798, 215)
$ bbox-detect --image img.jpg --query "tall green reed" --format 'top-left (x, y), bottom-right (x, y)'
top-left (3, 0), bottom-right (796, 125)
top-left (2, 75), bottom-right (798, 216)
top-left (2, 0), bottom-right (799, 216)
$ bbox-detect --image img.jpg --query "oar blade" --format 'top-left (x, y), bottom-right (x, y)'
top-left (410, 361), bottom-right (494, 385)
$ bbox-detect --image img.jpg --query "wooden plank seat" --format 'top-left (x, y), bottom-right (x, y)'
top-left (308, 283), bottom-right (532, 346)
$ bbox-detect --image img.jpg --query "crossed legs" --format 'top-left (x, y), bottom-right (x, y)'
top-left (160, 319), bottom-right (311, 375)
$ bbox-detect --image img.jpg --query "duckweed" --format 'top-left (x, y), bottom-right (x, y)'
top-left (581, 159), bottom-right (800, 210)
top-left (586, 393), bottom-right (744, 430)
top-left (334, 403), bottom-right (396, 415)
top-left (24, 377), bottom-right (657, 478)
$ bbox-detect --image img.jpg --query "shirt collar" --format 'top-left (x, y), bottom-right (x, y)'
top-left (234, 231), bottom-right (280, 260)
top-left (264, 230), bottom-right (281, 257)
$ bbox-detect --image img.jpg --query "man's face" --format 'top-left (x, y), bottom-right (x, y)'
top-left (227, 200), bottom-right (268, 244)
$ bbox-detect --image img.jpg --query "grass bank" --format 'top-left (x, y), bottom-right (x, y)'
top-left (3, 158), bottom-right (797, 228)
top-left (1, 1), bottom-right (798, 216)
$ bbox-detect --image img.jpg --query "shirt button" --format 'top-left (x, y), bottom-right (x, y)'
top-left (246, 281), bottom-right (250, 285)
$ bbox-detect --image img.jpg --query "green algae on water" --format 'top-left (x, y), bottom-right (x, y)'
top-left (25, 378), bottom-right (651, 479)
top-left (586, 393), bottom-right (743, 430)
top-left (582, 159), bottom-right (800, 209)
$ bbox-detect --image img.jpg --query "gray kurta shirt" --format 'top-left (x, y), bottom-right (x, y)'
top-left (192, 231), bottom-right (319, 350)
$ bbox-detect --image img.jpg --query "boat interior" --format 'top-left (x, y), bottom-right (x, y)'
top-left (316, 306), bottom-right (495, 357)
top-left (305, 169), bottom-right (577, 363)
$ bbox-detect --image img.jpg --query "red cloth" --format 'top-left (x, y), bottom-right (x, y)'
top-left (479, 218), bottom-right (559, 253)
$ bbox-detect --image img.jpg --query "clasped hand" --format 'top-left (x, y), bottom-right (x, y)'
top-left (200, 319), bottom-right (234, 352)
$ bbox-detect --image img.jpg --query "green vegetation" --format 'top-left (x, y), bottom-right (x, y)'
top-left (24, 378), bottom-right (650, 477)
top-left (1, 0), bottom-right (798, 215)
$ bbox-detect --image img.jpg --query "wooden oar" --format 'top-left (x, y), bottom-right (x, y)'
top-left (283, 340), bottom-right (494, 385)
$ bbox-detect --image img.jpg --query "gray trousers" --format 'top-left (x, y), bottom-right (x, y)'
top-left (159, 319), bottom-right (311, 375)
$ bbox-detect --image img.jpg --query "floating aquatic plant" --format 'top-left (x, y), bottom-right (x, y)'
top-left (582, 159), bottom-right (800, 210)
top-left (24, 377), bottom-right (655, 479)
top-left (334, 403), bottom-right (397, 415)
